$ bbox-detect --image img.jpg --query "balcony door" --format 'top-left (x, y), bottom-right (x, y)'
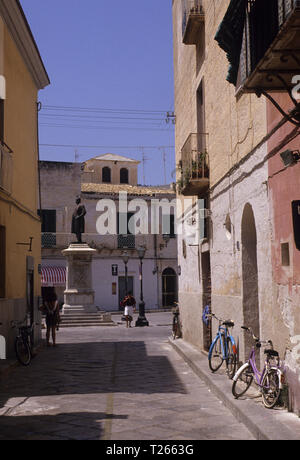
top-left (248, 0), bottom-right (279, 71)
top-left (39, 209), bottom-right (56, 248)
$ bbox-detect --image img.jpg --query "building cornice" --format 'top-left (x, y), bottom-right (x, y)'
top-left (0, 0), bottom-right (50, 89)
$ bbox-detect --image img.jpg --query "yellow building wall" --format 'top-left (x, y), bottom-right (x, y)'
top-left (0, 23), bottom-right (41, 300)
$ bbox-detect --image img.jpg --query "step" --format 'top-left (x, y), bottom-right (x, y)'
top-left (59, 322), bottom-right (116, 328)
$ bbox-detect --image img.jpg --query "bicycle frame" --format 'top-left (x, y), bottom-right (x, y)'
top-left (233, 343), bottom-right (284, 391)
top-left (208, 322), bottom-right (237, 361)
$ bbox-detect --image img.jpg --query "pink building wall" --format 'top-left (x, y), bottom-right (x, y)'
top-left (267, 94), bottom-right (300, 413)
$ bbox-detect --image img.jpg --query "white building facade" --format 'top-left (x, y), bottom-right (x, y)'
top-left (39, 154), bottom-right (178, 311)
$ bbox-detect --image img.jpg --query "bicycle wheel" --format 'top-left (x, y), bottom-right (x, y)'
top-left (226, 338), bottom-right (237, 379)
top-left (261, 369), bottom-right (281, 409)
top-left (209, 336), bottom-right (224, 372)
top-left (232, 364), bottom-right (253, 398)
top-left (15, 336), bottom-right (31, 366)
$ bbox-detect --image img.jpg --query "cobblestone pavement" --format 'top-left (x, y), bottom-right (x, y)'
top-left (0, 313), bottom-right (255, 440)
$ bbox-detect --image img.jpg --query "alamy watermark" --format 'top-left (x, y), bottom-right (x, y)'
top-left (292, 75), bottom-right (300, 101)
top-left (95, 192), bottom-right (208, 245)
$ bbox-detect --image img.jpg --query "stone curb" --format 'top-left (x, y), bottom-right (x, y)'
top-left (169, 337), bottom-right (300, 441)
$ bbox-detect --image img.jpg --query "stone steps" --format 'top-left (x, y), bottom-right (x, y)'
top-left (59, 312), bottom-right (116, 328)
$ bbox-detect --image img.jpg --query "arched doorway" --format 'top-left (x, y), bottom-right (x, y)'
top-left (241, 203), bottom-right (260, 357)
top-left (162, 268), bottom-right (177, 307)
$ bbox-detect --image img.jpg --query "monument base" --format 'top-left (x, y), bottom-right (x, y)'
top-left (62, 243), bottom-right (98, 315)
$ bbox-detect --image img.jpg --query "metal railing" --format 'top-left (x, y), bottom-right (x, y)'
top-left (178, 133), bottom-right (209, 190)
top-left (41, 233), bottom-right (137, 250)
top-left (117, 234), bottom-right (136, 249)
top-left (0, 142), bottom-right (13, 195)
top-left (182, 0), bottom-right (204, 38)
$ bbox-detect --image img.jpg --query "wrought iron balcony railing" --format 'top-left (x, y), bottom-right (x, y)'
top-left (117, 234), bottom-right (136, 249)
top-left (177, 133), bottom-right (209, 197)
top-left (0, 142), bottom-right (13, 195)
top-left (41, 232), bottom-right (136, 250)
top-left (182, 0), bottom-right (205, 45)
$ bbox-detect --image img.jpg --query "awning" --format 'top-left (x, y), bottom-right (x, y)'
top-left (41, 266), bottom-right (66, 287)
top-left (214, 0), bottom-right (247, 86)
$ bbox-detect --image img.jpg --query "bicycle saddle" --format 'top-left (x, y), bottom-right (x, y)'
top-left (264, 349), bottom-right (279, 357)
top-left (223, 320), bottom-right (234, 327)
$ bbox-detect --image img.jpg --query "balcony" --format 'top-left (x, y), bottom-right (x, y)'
top-left (117, 234), bottom-right (135, 249)
top-left (177, 133), bottom-right (209, 197)
top-left (182, 0), bottom-right (205, 45)
top-left (0, 142), bottom-right (13, 195)
top-left (42, 232), bottom-right (57, 248)
top-left (239, 0), bottom-right (300, 93)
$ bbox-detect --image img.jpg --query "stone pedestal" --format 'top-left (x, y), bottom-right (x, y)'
top-left (62, 243), bottom-right (97, 314)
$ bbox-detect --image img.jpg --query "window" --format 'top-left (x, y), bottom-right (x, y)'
top-left (102, 167), bottom-right (111, 183)
top-left (38, 210), bottom-right (56, 248)
top-left (162, 214), bottom-right (176, 238)
top-left (281, 243), bottom-right (290, 267)
top-left (292, 201), bottom-right (300, 250)
top-left (0, 226), bottom-right (5, 298)
top-left (120, 168), bottom-right (129, 184)
top-left (117, 212), bottom-right (135, 248)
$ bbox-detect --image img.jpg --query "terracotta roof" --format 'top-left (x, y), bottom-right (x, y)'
top-left (87, 153), bottom-right (140, 163)
top-left (81, 182), bottom-right (175, 196)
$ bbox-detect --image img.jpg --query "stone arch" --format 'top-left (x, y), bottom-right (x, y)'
top-left (241, 203), bottom-right (260, 357)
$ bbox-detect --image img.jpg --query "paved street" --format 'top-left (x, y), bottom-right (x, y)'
top-left (0, 312), bottom-right (254, 441)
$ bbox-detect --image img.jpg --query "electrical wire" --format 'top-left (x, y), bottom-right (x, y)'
top-left (39, 143), bottom-right (175, 150)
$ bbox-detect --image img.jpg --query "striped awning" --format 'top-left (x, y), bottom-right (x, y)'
top-left (41, 266), bottom-right (66, 287)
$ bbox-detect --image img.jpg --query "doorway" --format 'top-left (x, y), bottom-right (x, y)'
top-left (241, 204), bottom-right (260, 357)
top-left (202, 251), bottom-right (212, 352)
top-left (26, 256), bottom-right (35, 325)
top-left (162, 268), bottom-right (177, 307)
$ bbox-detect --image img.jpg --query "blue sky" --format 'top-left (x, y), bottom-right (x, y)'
top-left (20, 0), bottom-right (175, 186)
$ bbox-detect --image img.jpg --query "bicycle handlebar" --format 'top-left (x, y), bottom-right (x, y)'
top-left (11, 320), bottom-right (39, 329)
top-left (241, 326), bottom-right (273, 348)
top-left (206, 313), bottom-right (234, 327)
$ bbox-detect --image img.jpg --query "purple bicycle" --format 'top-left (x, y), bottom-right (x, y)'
top-left (232, 326), bottom-right (284, 409)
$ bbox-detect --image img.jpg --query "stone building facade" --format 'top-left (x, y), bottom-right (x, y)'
top-left (40, 154), bottom-right (178, 311)
top-left (172, 0), bottom-right (300, 412)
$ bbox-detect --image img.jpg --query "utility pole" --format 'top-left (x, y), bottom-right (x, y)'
top-left (162, 148), bottom-right (167, 185)
top-left (141, 148), bottom-right (148, 185)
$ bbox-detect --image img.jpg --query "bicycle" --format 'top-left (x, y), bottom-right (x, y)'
top-left (205, 312), bottom-right (237, 379)
top-left (172, 303), bottom-right (182, 340)
top-left (232, 326), bottom-right (284, 409)
top-left (11, 319), bottom-right (38, 366)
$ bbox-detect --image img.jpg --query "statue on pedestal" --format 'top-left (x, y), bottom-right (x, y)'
top-left (71, 196), bottom-right (86, 244)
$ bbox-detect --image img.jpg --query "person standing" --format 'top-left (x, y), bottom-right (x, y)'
top-left (41, 293), bottom-right (60, 347)
top-left (122, 292), bottom-right (136, 328)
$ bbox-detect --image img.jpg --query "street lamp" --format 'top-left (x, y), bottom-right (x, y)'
top-left (135, 246), bottom-right (149, 327)
top-left (121, 251), bottom-right (129, 295)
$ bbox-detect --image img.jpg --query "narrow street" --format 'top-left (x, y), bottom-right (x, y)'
top-left (0, 313), bottom-right (254, 441)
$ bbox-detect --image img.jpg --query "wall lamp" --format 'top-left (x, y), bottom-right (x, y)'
top-left (280, 149), bottom-right (300, 167)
